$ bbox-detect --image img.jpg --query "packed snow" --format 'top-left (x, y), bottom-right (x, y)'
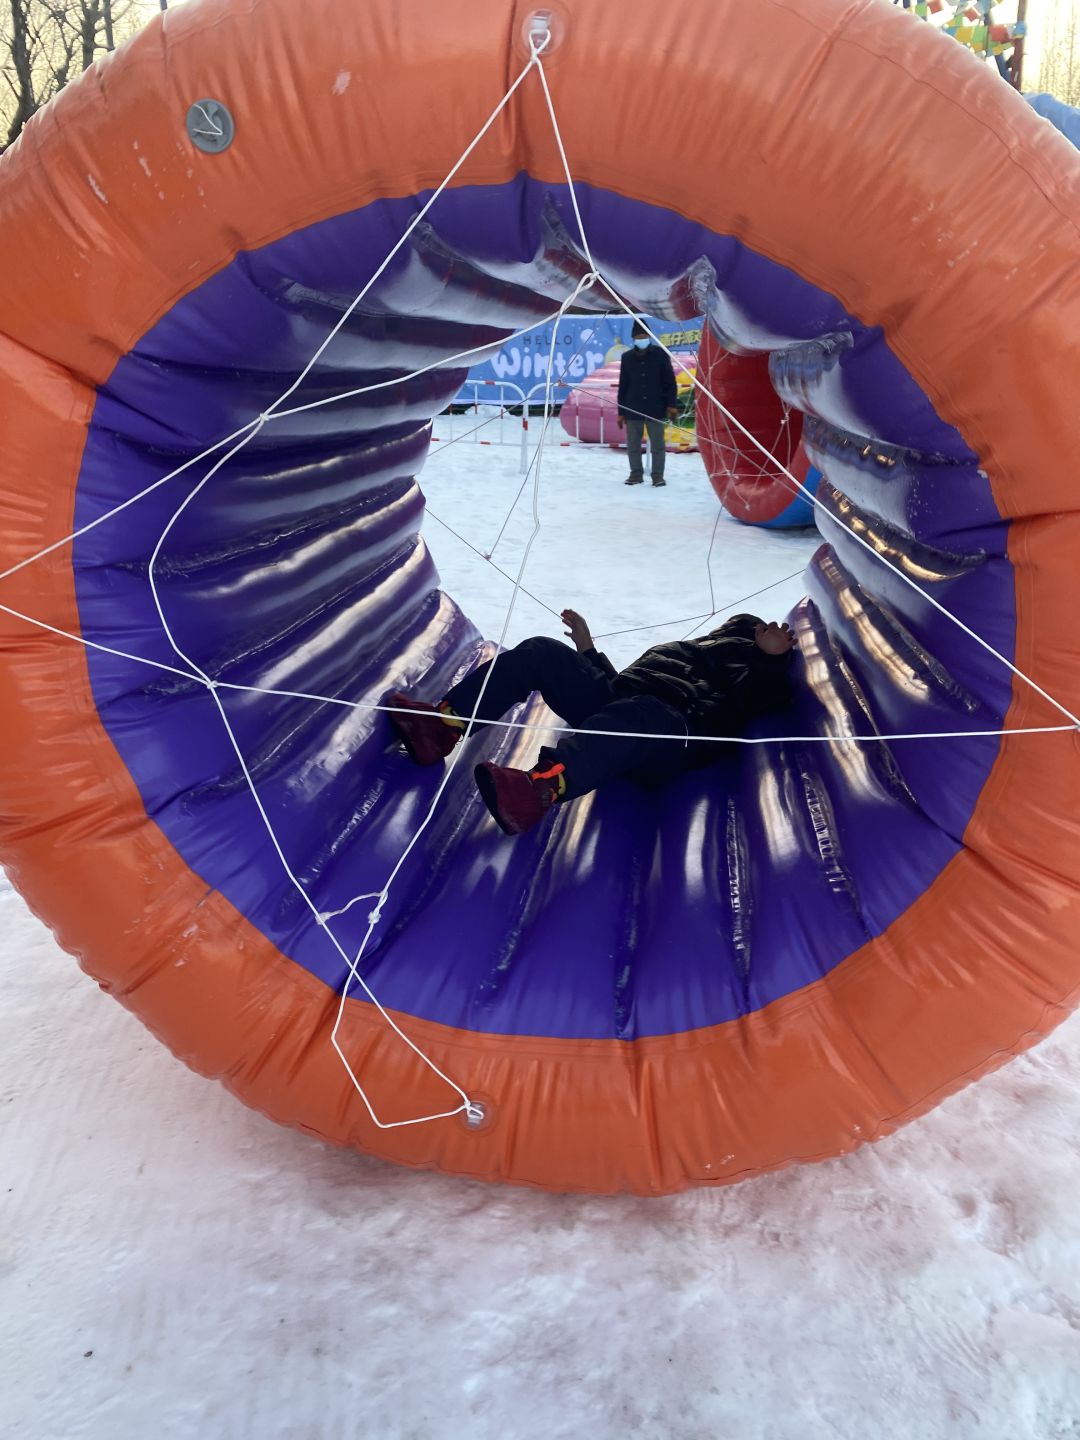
top-left (421, 415), bottom-right (814, 667)
top-left (3, 432), bottom-right (1080, 1440)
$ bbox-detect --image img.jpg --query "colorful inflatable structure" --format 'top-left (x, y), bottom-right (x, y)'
top-left (1027, 93), bottom-right (1080, 151)
top-left (897, 0), bottom-right (1028, 85)
top-left (696, 329), bottom-right (821, 527)
top-left (559, 357), bottom-right (698, 451)
top-left (1, 0), bottom-right (1078, 1195)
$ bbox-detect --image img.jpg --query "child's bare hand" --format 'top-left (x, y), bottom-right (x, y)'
top-left (561, 609), bottom-right (593, 653)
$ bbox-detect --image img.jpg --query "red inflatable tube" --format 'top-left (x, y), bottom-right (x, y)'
top-left (697, 326), bottom-right (815, 526)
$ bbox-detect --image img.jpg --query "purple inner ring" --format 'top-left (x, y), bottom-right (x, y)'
top-left (72, 178), bottom-right (1015, 1042)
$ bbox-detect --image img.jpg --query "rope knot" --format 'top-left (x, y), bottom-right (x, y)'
top-left (463, 1099), bottom-right (488, 1128)
top-left (527, 15), bottom-right (553, 58)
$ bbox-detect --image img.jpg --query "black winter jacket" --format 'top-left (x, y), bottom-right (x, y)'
top-left (585, 633), bottom-right (793, 735)
top-left (617, 344), bottom-right (678, 423)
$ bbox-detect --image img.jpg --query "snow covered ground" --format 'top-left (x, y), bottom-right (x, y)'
top-left (3, 433), bottom-right (1080, 1440)
top-left (421, 415), bottom-right (815, 667)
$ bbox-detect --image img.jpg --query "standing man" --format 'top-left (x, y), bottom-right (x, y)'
top-left (617, 320), bottom-right (679, 487)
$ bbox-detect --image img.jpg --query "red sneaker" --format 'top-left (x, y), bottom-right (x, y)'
top-left (474, 762), bottom-right (562, 836)
top-left (387, 692), bottom-right (462, 765)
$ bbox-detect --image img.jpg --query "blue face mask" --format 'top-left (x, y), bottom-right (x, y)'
top-left (633, 337), bottom-right (651, 350)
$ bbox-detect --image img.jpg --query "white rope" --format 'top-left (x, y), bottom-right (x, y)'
top-left (0, 36), bottom-right (564, 1133)
top-left (423, 508), bottom-right (561, 620)
top-left (132, 42), bottom-right (574, 1131)
top-left (138, 41), bottom-right (598, 1135)
top-left (327, 272), bottom-right (597, 1104)
top-left (593, 563), bottom-right (806, 642)
top-left (317, 893), bottom-right (383, 925)
top-left (0, 24), bottom-right (1075, 1145)
top-left (516, 42), bottom-right (1035, 709)
top-left (264, 303), bottom-right (584, 422)
top-left (0, 599), bottom-right (197, 680)
top-left (590, 275), bottom-right (1080, 731)
top-left (378, 712), bottom-right (1077, 746)
top-left (0, 418), bottom-right (263, 585)
top-left (211, 691), bottom-right (1077, 748)
top-left (703, 507), bottom-right (723, 621)
top-left (0, 298), bottom-right (584, 595)
top-left (524, 41), bottom-right (1080, 741)
top-left (191, 102), bottom-right (225, 141)
top-left (561, 382), bottom-right (699, 442)
top-left (267, 46), bottom-right (547, 416)
top-left (529, 31), bottom-right (597, 272)
top-left (427, 410), bottom-right (506, 453)
top-left (142, 425), bottom-right (479, 1129)
top-left (482, 322), bottom-right (601, 561)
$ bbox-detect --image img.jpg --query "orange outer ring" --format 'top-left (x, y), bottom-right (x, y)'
top-left (0, 0), bottom-right (1078, 1193)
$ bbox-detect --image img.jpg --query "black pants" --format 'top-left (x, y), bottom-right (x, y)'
top-left (444, 637), bottom-right (714, 800)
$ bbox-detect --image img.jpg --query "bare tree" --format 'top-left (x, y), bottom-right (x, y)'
top-left (1037, 0), bottom-right (1080, 104)
top-left (3, 2), bottom-right (36, 148)
top-left (78, 0), bottom-right (100, 71)
top-left (1, 0), bottom-right (141, 151)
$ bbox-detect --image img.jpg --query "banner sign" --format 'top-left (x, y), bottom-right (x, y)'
top-left (457, 315), bottom-right (701, 403)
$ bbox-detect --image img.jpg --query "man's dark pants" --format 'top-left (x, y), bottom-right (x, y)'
top-left (625, 416), bottom-right (667, 479)
top-left (445, 637), bottom-right (710, 799)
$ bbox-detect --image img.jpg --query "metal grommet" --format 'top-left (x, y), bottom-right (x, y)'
top-left (460, 1097), bottom-right (496, 1134)
top-left (520, 6), bottom-right (568, 59)
top-left (186, 99), bottom-right (235, 155)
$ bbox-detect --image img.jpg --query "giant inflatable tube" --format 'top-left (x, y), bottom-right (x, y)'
top-left (696, 329), bottom-right (820, 527)
top-left (1, 0), bottom-right (1079, 1196)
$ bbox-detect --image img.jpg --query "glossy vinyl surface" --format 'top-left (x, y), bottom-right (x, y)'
top-left (73, 176), bottom-right (1011, 1040)
top-left (1, 0), bottom-right (1078, 1193)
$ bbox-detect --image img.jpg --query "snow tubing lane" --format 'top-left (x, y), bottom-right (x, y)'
top-left (0, 0), bottom-right (1079, 1194)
